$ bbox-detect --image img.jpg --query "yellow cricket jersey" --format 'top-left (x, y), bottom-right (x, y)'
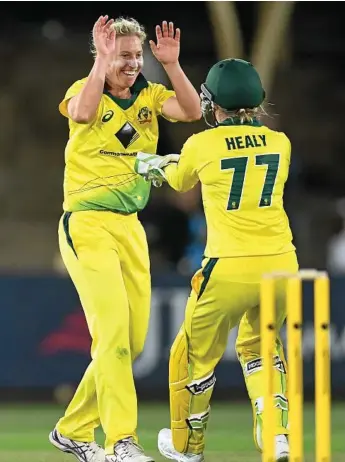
top-left (59, 73), bottom-right (175, 214)
top-left (164, 120), bottom-right (295, 257)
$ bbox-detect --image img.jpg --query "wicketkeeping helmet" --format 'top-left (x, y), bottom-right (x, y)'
top-left (200, 58), bottom-right (266, 127)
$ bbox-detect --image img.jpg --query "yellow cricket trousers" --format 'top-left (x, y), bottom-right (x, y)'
top-left (169, 251), bottom-right (298, 454)
top-left (56, 210), bottom-right (151, 455)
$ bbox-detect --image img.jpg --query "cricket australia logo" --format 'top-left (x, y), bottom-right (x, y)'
top-left (137, 106), bottom-right (152, 124)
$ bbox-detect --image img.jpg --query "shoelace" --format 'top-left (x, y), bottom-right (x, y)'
top-left (115, 439), bottom-right (144, 459)
top-left (71, 441), bottom-right (102, 460)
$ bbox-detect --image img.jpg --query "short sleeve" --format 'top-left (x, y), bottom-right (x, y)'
top-left (164, 135), bottom-right (199, 192)
top-left (286, 135), bottom-right (291, 164)
top-left (149, 82), bottom-right (176, 120)
top-left (58, 79), bottom-right (87, 118)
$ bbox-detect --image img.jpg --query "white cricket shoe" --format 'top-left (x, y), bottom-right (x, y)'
top-left (49, 428), bottom-right (105, 462)
top-left (106, 437), bottom-right (154, 462)
top-left (275, 435), bottom-right (289, 461)
top-left (257, 427), bottom-right (289, 461)
top-left (158, 428), bottom-right (204, 462)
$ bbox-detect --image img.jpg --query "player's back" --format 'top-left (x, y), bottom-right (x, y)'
top-left (196, 122), bottom-right (294, 258)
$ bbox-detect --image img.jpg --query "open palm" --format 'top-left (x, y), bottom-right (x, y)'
top-left (150, 21), bottom-right (180, 65)
top-left (93, 15), bottom-right (116, 58)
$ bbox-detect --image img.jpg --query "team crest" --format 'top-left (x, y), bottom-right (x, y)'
top-left (138, 106), bottom-right (152, 124)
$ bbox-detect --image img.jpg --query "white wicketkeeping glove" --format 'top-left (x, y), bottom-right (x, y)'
top-left (135, 152), bottom-right (180, 187)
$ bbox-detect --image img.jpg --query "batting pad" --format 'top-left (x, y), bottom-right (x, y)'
top-left (254, 394), bottom-right (289, 451)
top-left (169, 331), bottom-right (216, 454)
top-left (239, 340), bottom-right (289, 451)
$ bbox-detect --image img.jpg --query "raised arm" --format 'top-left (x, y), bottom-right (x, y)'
top-left (150, 22), bottom-right (201, 122)
top-left (68, 16), bottom-right (115, 124)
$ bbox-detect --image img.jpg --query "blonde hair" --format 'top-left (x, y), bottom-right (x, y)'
top-left (90, 17), bottom-right (147, 57)
top-left (218, 105), bottom-right (269, 124)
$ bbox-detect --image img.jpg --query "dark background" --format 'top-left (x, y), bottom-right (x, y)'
top-left (1, 1), bottom-right (345, 274)
top-left (0, 1), bottom-right (344, 400)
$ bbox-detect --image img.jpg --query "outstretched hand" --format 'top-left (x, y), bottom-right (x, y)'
top-left (92, 15), bottom-right (116, 59)
top-left (149, 21), bottom-right (180, 65)
top-left (135, 152), bottom-right (180, 187)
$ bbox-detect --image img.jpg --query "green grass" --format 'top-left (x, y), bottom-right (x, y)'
top-left (0, 402), bottom-right (344, 461)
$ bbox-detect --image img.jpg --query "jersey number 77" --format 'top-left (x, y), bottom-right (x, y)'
top-left (221, 154), bottom-right (280, 210)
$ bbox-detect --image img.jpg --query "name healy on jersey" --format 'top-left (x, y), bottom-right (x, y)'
top-left (225, 134), bottom-right (267, 150)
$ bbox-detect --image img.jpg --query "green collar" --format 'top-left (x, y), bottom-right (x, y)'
top-left (104, 73), bottom-right (148, 110)
top-left (219, 117), bottom-right (262, 127)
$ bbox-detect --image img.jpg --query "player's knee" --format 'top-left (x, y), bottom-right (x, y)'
top-left (236, 338), bottom-right (261, 359)
top-left (91, 325), bottom-right (131, 359)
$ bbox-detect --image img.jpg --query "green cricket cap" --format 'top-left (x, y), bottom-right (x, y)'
top-left (203, 58), bottom-right (265, 111)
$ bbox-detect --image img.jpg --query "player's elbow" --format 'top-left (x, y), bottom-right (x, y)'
top-left (69, 109), bottom-right (95, 124)
top-left (181, 99), bottom-right (202, 121)
top-left (72, 115), bottom-right (93, 124)
top-left (183, 108), bottom-right (202, 122)
top-left (67, 99), bottom-right (95, 124)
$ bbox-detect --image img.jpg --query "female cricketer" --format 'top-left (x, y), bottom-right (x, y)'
top-left (49, 15), bottom-right (200, 462)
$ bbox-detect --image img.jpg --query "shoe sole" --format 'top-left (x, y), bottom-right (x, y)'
top-left (158, 437), bottom-right (204, 462)
top-left (158, 440), bottom-right (202, 462)
top-left (158, 439), bottom-right (180, 462)
top-left (49, 431), bottom-right (87, 462)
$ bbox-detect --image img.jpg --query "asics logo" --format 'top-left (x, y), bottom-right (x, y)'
top-left (102, 110), bottom-right (114, 122)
